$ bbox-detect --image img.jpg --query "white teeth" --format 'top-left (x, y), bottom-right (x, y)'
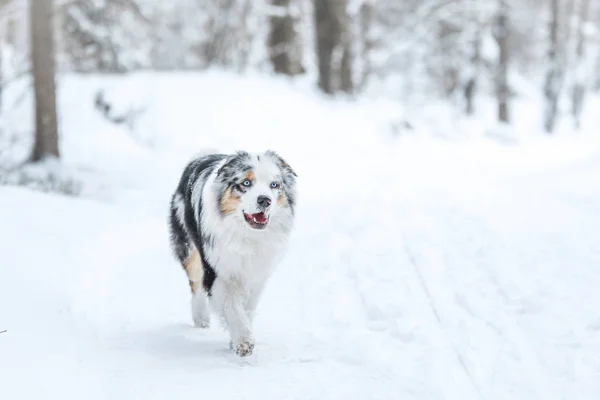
top-left (251, 214), bottom-right (267, 224)
top-left (245, 212), bottom-right (267, 225)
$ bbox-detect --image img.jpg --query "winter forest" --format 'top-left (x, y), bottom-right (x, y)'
top-left (1, 1), bottom-right (600, 400)
top-left (2, 0), bottom-right (600, 150)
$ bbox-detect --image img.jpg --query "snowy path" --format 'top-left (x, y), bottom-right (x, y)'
top-left (2, 73), bottom-right (600, 399)
top-left (2, 146), bottom-right (599, 399)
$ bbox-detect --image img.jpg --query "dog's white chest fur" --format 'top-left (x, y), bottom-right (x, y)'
top-left (207, 224), bottom-right (288, 285)
top-left (200, 169), bottom-right (291, 287)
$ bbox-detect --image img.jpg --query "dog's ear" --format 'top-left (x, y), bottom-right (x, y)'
top-left (266, 150), bottom-right (297, 180)
top-left (217, 151), bottom-right (250, 180)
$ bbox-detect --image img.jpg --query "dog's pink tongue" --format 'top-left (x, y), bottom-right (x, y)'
top-left (253, 212), bottom-right (268, 224)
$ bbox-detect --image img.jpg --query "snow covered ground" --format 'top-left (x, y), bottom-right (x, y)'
top-left (1, 71), bottom-right (600, 399)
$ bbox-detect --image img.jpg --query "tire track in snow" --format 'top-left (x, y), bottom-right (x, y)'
top-left (404, 198), bottom-right (566, 400)
top-left (325, 195), bottom-right (489, 398)
top-left (403, 241), bottom-right (486, 399)
top-left (443, 204), bottom-right (596, 400)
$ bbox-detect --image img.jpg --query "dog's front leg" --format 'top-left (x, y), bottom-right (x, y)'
top-left (245, 282), bottom-right (265, 327)
top-left (211, 278), bottom-right (254, 356)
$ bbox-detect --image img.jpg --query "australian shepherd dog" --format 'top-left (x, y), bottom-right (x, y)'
top-left (168, 150), bottom-right (297, 356)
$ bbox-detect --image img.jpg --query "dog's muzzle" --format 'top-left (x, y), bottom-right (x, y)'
top-left (244, 211), bottom-right (269, 229)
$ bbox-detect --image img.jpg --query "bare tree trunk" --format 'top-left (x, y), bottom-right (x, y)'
top-left (30, 0), bottom-right (59, 161)
top-left (0, 35), bottom-right (3, 114)
top-left (494, 0), bottom-right (510, 123)
top-left (314, 0), bottom-right (342, 94)
top-left (268, 0), bottom-right (304, 75)
top-left (595, 53), bottom-right (600, 92)
top-left (464, 30), bottom-right (481, 115)
top-left (339, 43), bottom-right (353, 93)
top-left (0, 1), bottom-right (9, 113)
top-left (572, 0), bottom-right (590, 129)
top-left (335, 0), bottom-right (353, 93)
top-left (544, 0), bottom-right (561, 133)
top-left (358, 0), bottom-right (374, 90)
top-left (463, 2), bottom-right (484, 116)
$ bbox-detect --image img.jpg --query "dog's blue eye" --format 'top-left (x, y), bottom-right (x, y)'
top-left (270, 182), bottom-right (279, 189)
top-left (242, 180), bottom-right (252, 187)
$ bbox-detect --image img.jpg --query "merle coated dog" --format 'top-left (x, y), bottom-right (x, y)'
top-left (169, 150), bottom-right (297, 356)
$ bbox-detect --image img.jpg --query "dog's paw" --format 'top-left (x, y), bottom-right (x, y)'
top-left (193, 316), bottom-right (210, 328)
top-left (194, 320), bottom-right (210, 328)
top-left (232, 340), bottom-right (255, 357)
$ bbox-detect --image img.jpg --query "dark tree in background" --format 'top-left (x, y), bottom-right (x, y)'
top-left (357, 1), bottom-right (374, 90)
top-left (464, 7), bottom-right (482, 116)
top-left (314, 0), bottom-right (352, 94)
top-left (0, 0), bottom-right (596, 139)
top-left (494, 0), bottom-right (510, 123)
top-left (314, 0), bottom-right (340, 94)
top-left (544, 0), bottom-right (561, 133)
top-left (339, 13), bottom-right (354, 94)
top-left (268, 0), bottom-right (304, 75)
top-left (572, 0), bottom-right (590, 129)
top-left (464, 32), bottom-right (481, 115)
top-left (30, 0), bottom-right (59, 161)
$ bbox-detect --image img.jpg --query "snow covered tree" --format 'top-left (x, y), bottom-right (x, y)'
top-left (57, 0), bottom-right (267, 72)
top-left (0, 0), bottom-right (29, 112)
top-left (361, 0), bottom-right (497, 108)
top-left (200, 0), bottom-right (258, 70)
top-left (16, 0), bottom-right (600, 131)
top-left (30, 0), bottom-right (59, 161)
top-left (60, 0), bottom-right (152, 72)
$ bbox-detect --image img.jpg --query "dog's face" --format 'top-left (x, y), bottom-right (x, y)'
top-left (214, 151), bottom-right (297, 231)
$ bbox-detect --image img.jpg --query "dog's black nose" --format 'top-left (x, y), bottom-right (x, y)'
top-left (257, 195), bottom-right (272, 208)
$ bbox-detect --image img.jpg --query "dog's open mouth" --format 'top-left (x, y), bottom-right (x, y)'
top-left (243, 211), bottom-right (269, 229)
